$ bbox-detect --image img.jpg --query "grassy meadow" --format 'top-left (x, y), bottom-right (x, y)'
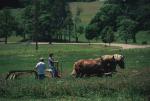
top-left (0, 43), bottom-right (150, 101)
top-left (69, 1), bottom-right (102, 25)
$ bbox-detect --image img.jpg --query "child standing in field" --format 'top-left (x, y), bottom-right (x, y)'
top-left (48, 53), bottom-right (60, 78)
top-left (34, 57), bottom-right (46, 80)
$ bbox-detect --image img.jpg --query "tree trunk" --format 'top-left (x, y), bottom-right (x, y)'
top-left (75, 37), bottom-right (78, 43)
top-left (59, 34), bottom-right (62, 41)
top-left (33, 0), bottom-right (39, 50)
top-left (68, 25), bottom-right (71, 42)
top-left (88, 40), bottom-right (90, 45)
top-left (23, 33), bottom-right (26, 40)
top-left (125, 39), bottom-right (128, 44)
top-left (132, 35), bottom-right (136, 43)
top-left (64, 34), bottom-right (66, 41)
top-left (69, 33), bottom-right (71, 42)
top-left (5, 35), bottom-right (7, 44)
top-left (35, 41), bottom-right (38, 50)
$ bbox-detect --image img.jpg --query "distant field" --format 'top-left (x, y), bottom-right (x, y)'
top-left (0, 44), bottom-right (150, 100)
top-left (69, 1), bottom-right (102, 24)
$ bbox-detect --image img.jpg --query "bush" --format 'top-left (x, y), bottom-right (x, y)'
top-left (141, 41), bottom-right (148, 45)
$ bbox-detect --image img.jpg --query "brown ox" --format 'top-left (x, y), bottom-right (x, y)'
top-left (71, 54), bottom-right (125, 78)
top-left (71, 58), bottom-right (104, 78)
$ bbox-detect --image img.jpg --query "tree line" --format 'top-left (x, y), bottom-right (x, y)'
top-left (85, 0), bottom-right (150, 44)
top-left (0, 0), bottom-right (150, 45)
top-left (66, 0), bottom-right (96, 2)
top-left (0, 0), bottom-right (74, 44)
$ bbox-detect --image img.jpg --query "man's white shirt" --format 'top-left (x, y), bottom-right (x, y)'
top-left (36, 62), bottom-right (46, 74)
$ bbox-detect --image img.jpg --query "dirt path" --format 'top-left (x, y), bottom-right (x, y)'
top-left (31, 42), bottom-right (150, 49)
top-left (97, 43), bottom-right (150, 49)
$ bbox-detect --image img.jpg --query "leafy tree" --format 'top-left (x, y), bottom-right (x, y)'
top-left (0, 8), bottom-right (17, 44)
top-left (66, 0), bottom-right (96, 2)
top-left (63, 4), bottom-right (74, 42)
top-left (73, 7), bottom-right (83, 42)
top-left (86, 4), bottom-right (122, 41)
top-left (85, 24), bottom-right (99, 40)
top-left (101, 26), bottom-right (114, 45)
top-left (21, 0), bottom-right (73, 43)
top-left (117, 17), bottom-right (138, 43)
top-left (88, 0), bottom-right (150, 43)
top-left (135, 4), bottom-right (150, 30)
top-left (0, 0), bottom-right (22, 9)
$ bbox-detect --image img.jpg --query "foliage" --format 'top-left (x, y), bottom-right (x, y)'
top-left (136, 31), bottom-right (150, 44)
top-left (85, 24), bottom-right (99, 40)
top-left (66, 0), bottom-right (96, 2)
top-left (0, 0), bottom-right (22, 9)
top-left (116, 16), bottom-right (138, 43)
top-left (0, 8), bottom-right (17, 44)
top-left (101, 26), bottom-right (114, 44)
top-left (20, 0), bottom-right (73, 42)
top-left (86, 0), bottom-right (150, 43)
top-left (73, 7), bottom-right (83, 42)
top-left (85, 4), bottom-right (122, 41)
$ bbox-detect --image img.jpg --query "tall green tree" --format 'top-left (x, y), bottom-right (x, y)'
top-left (85, 4), bottom-right (122, 41)
top-left (85, 24), bottom-right (99, 40)
top-left (73, 7), bottom-right (83, 42)
top-left (101, 26), bottom-right (114, 45)
top-left (117, 17), bottom-right (138, 43)
top-left (31, 0), bottom-right (39, 50)
top-left (86, 0), bottom-right (150, 43)
top-left (21, 5), bottom-right (34, 40)
top-left (21, 0), bottom-right (73, 43)
top-left (63, 3), bottom-right (74, 42)
top-left (0, 8), bottom-right (17, 44)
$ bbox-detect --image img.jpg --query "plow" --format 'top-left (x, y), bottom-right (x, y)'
top-left (5, 61), bottom-right (62, 80)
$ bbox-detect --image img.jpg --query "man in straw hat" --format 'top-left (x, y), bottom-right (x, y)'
top-left (34, 57), bottom-right (46, 80)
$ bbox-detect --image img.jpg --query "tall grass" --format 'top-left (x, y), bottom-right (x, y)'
top-left (0, 44), bottom-right (150, 100)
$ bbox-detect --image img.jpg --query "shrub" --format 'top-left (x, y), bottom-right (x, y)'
top-left (141, 41), bottom-right (148, 45)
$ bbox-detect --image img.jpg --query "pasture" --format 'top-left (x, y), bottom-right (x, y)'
top-left (0, 44), bottom-right (150, 101)
top-left (69, 1), bottom-right (102, 24)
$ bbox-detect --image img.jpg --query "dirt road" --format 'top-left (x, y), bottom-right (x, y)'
top-left (31, 42), bottom-right (150, 49)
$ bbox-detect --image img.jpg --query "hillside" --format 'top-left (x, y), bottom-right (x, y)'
top-left (69, 1), bottom-right (103, 24)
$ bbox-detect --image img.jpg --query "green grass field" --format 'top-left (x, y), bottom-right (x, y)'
top-left (0, 44), bottom-right (150, 100)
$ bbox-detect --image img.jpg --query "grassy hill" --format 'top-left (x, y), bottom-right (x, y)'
top-left (69, 1), bottom-right (103, 24)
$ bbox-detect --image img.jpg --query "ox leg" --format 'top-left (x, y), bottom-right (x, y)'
top-left (79, 73), bottom-right (84, 78)
top-left (75, 73), bottom-right (80, 78)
